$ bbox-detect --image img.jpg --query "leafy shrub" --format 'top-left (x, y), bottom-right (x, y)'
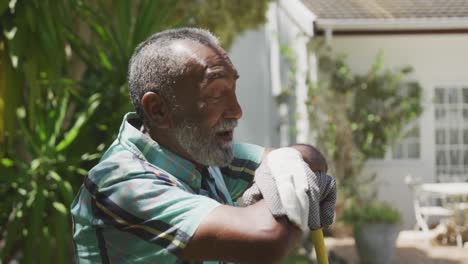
top-left (342, 199), bottom-right (401, 225)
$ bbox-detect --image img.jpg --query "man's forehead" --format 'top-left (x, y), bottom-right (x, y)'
top-left (169, 40), bottom-right (207, 66)
top-left (169, 39), bottom-right (237, 76)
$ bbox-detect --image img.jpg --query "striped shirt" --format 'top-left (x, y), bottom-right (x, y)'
top-left (71, 113), bottom-right (264, 263)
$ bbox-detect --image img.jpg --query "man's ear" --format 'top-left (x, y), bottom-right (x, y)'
top-left (141, 91), bottom-right (171, 128)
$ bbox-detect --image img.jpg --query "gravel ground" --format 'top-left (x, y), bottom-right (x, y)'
top-left (325, 231), bottom-right (468, 264)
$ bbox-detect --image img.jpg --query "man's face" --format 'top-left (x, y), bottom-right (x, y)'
top-left (168, 40), bottom-right (243, 167)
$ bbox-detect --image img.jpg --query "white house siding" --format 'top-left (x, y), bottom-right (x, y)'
top-left (229, 27), bottom-right (279, 147)
top-left (230, 1), bottom-right (316, 148)
top-left (276, 0), bottom-right (316, 146)
top-left (326, 34), bottom-right (468, 228)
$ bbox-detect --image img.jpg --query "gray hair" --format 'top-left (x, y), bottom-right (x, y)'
top-left (128, 28), bottom-right (219, 124)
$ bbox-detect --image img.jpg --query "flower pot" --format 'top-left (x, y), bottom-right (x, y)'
top-left (353, 223), bottom-right (400, 264)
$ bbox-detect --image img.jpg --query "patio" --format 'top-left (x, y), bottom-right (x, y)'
top-left (326, 230), bottom-right (468, 264)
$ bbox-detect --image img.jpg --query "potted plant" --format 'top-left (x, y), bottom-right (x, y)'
top-left (342, 198), bottom-right (402, 264)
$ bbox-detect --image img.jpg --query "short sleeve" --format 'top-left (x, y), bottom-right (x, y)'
top-left (220, 142), bottom-right (264, 200)
top-left (81, 173), bottom-right (220, 262)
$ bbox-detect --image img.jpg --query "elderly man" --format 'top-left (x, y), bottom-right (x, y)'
top-left (71, 28), bottom-right (335, 263)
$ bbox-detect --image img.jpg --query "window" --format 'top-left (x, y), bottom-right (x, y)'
top-left (392, 125), bottom-right (420, 159)
top-left (434, 86), bottom-right (468, 182)
top-left (384, 88), bottom-right (421, 161)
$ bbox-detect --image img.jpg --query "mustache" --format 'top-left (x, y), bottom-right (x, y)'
top-left (214, 119), bottom-right (238, 132)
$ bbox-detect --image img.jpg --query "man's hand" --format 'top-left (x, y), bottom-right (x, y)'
top-left (290, 144), bottom-right (328, 173)
top-left (267, 148), bottom-right (311, 230)
top-left (263, 144), bottom-right (328, 173)
top-left (242, 146), bottom-right (336, 230)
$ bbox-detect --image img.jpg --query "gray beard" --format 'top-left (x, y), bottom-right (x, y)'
top-left (171, 119), bottom-right (237, 167)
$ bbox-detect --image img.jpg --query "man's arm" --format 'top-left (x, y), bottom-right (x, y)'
top-left (180, 200), bottom-right (302, 263)
top-left (181, 144), bottom-right (328, 263)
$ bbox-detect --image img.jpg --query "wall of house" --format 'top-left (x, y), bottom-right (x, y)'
top-left (229, 1), bottom-right (315, 148)
top-left (326, 33), bottom-right (468, 228)
top-left (229, 27), bottom-right (279, 147)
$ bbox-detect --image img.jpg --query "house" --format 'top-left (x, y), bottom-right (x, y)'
top-left (229, 0), bottom-right (468, 229)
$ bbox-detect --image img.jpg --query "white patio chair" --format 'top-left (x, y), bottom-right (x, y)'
top-left (405, 175), bottom-right (454, 245)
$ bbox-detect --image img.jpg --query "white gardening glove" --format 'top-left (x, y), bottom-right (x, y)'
top-left (267, 148), bottom-right (310, 231)
top-left (242, 147), bottom-right (336, 230)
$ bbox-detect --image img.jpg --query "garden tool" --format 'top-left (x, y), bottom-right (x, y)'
top-left (242, 148), bottom-right (336, 263)
top-left (311, 228), bottom-right (328, 264)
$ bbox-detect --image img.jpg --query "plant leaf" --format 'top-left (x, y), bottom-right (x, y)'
top-left (49, 89), bottom-right (70, 147)
top-left (52, 201), bottom-right (67, 215)
top-left (1, 158), bottom-right (14, 167)
top-left (55, 94), bottom-right (101, 152)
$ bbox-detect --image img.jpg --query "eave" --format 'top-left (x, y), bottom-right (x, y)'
top-left (314, 17), bottom-right (468, 35)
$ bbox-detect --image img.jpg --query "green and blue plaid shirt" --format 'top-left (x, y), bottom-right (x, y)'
top-left (71, 113), bottom-right (264, 263)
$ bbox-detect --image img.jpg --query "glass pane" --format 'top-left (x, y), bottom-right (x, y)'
top-left (448, 88), bottom-right (458, 103)
top-left (434, 87), bottom-right (444, 104)
top-left (463, 87), bottom-right (468, 103)
top-left (435, 108), bottom-right (446, 120)
top-left (464, 149), bottom-right (468, 165)
top-left (436, 150), bottom-right (446, 165)
top-left (436, 129), bottom-right (446, 145)
top-left (450, 129), bottom-right (459, 144)
top-left (392, 143), bottom-right (403, 159)
top-left (439, 173), bottom-right (451, 182)
top-left (463, 109), bottom-right (468, 120)
top-left (449, 108), bottom-right (459, 120)
top-left (450, 150), bottom-right (461, 165)
top-left (464, 129), bottom-right (468, 144)
top-left (407, 143), bottom-right (420, 158)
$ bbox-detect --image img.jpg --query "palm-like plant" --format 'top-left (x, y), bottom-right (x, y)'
top-left (1, 0), bottom-right (272, 262)
top-left (0, 1), bottom-right (183, 261)
top-left (64, 0), bottom-right (188, 149)
top-left (1, 2), bottom-right (77, 260)
top-left (0, 85), bottom-right (100, 263)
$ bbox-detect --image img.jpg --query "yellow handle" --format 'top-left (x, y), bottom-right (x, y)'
top-left (311, 228), bottom-right (328, 264)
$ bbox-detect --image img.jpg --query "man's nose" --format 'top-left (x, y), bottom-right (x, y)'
top-left (223, 94), bottom-right (243, 120)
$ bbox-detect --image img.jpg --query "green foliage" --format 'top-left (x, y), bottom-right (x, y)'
top-left (350, 62), bottom-right (422, 159)
top-left (342, 199), bottom-right (401, 225)
top-left (0, 0), bottom-right (73, 153)
top-left (0, 2), bottom-right (81, 260)
top-left (192, 0), bottom-right (271, 49)
top-left (0, 83), bottom-right (101, 262)
top-left (63, 0), bottom-right (188, 151)
top-left (282, 254), bottom-right (311, 264)
top-left (0, 0), bottom-right (271, 262)
top-left (306, 40), bottom-right (422, 190)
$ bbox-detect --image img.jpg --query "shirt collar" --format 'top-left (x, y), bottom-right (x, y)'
top-left (117, 112), bottom-right (203, 192)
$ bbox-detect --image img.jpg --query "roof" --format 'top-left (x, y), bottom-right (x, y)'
top-left (300, 0), bottom-right (468, 32)
top-left (301, 0), bottom-right (468, 20)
